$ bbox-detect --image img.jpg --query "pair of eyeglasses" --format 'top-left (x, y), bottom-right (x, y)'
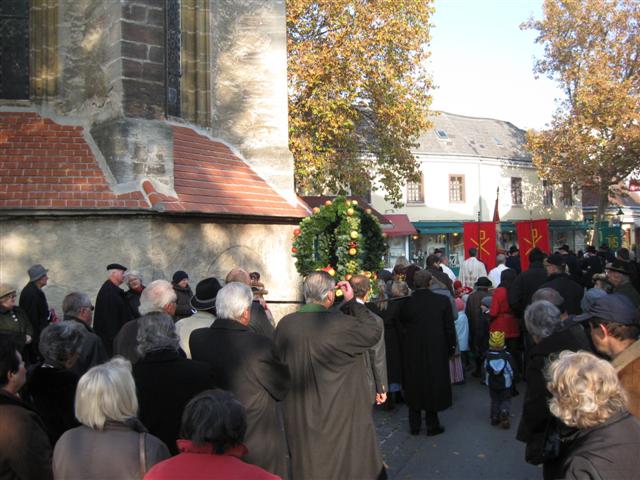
top-left (84, 305), bottom-right (95, 311)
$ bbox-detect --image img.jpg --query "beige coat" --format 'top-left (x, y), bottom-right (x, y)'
top-left (613, 339), bottom-right (640, 419)
top-left (53, 420), bottom-right (170, 480)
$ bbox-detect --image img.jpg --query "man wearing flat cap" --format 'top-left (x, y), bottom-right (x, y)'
top-left (538, 253), bottom-right (584, 315)
top-left (18, 264), bottom-right (51, 362)
top-left (605, 259), bottom-right (640, 307)
top-left (577, 294), bottom-right (640, 418)
top-left (93, 263), bottom-right (133, 356)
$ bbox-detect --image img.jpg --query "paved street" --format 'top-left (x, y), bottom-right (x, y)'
top-left (374, 379), bottom-right (541, 480)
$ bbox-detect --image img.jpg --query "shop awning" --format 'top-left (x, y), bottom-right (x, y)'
top-left (383, 214), bottom-right (418, 237)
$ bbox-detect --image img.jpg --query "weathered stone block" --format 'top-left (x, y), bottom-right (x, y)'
top-left (122, 59), bottom-right (143, 79)
top-left (123, 4), bottom-right (147, 22)
top-left (148, 45), bottom-right (164, 63)
top-left (90, 118), bottom-right (173, 186)
top-left (147, 8), bottom-right (164, 27)
top-left (122, 79), bottom-right (165, 119)
top-left (142, 61), bottom-right (165, 83)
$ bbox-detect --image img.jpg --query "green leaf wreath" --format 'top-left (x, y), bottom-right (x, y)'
top-left (292, 196), bottom-right (385, 288)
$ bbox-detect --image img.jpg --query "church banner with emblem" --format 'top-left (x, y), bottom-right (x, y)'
top-left (515, 219), bottom-right (550, 270)
top-left (463, 222), bottom-right (497, 271)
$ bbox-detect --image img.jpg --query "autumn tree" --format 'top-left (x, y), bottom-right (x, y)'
top-left (522, 0), bottom-right (640, 220)
top-left (287, 0), bottom-right (434, 206)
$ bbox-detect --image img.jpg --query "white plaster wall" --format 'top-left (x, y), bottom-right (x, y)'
top-left (0, 216), bottom-right (302, 323)
top-left (372, 155), bottom-right (583, 221)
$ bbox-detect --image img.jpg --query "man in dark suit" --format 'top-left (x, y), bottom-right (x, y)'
top-left (93, 264), bottom-right (132, 356)
top-left (274, 272), bottom-right (385, 480)
top-left (400, 270), bottom-right (457, 436)
top-left (190, 282), bottom-right (290, 478)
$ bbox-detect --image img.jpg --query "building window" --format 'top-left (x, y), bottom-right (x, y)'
top-left (449, 175), bottom-right (465, 203)
top-left (562, 182), bottom-right (573, 207)
top-left (0, 1), bottom-right (30, 99)
top-left (543, 180), bottom-right (554, 207)
top-left (407, 175), bottom-right (424, 204)
top-left (511, 177), bottom-right (523, 206)
top-left (435, 129), bottom-right (449, 139)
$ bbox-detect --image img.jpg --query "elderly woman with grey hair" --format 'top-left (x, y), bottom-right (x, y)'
top-left (516, 300), bottom-right (593, 466)
top-left (53, 358), bottom-right (170, 479)
top-left (132, 312), bottom-right (212, 454)
top-left (25, 322), bottom-right (85, 444)
top-left (124, 270), bottom-right (145, 318)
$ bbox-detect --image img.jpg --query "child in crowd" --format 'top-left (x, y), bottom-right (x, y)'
top-left (484, 331), bottom-right (515, 429)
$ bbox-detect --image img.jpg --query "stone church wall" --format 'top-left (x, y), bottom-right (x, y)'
top-left (0, 215), bottom-right (302, 323)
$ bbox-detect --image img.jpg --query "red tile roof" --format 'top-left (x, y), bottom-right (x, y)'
top-left (0, 112), bottom-right (148, 209)
top-left (0, 111), bottom-right (306, 218)
top-left (165, 126), bottom-right (307, 217)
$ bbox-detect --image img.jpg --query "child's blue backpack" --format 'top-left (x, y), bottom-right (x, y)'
top-left (485, 351), bottom-right (512, 390)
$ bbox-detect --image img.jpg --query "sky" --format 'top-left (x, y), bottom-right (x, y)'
top-left (427, 0), bottom-right (564, 130)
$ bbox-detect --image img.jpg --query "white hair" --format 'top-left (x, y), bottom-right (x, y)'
top-left (303, 272), bottom-right (335, 303)
top-left (139, 279), bottom-right (177, 315)
top-left (75, 358), bottom-right (138, 430)
top-left (125, 270), bottom-right (144, 283)
top-left (215, 282), bottom-right (253, 321)
top-left (525, 300), bottom-right (561, 339)
top-left (496, 254), bottom-right (506, 265)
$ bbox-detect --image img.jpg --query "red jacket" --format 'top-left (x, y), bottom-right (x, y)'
top-left (144, 441), bottom-right (280, 480)
top-left (489, 287), bottom-right (520, 338)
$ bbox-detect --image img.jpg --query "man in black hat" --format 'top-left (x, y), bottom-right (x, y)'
top-left (538, 253), bottom-right (584, 315)
top-left (506, 246), bottom-right (522, 274)
top-left (616, 247), bottom-right (640, 293)
top-left (557, 244), bottom-right (582, 284)
top-left (18, 264), bottom-right (51, 362)
top-left (175, 277), bottom-right (222, 358)
top-left (93, 263), bottom-right (133, 356)
top-left (606, 259), bottom-right (640, 307)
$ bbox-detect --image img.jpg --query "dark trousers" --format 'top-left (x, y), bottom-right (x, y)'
top-left (489, 388), bottom-right (512, 419)
top-left (505, 337), bottom-right (522, 380)
top-left (409, 408), bottom-right (440, 432)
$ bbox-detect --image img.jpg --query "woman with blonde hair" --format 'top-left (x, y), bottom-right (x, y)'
top-left (543, 350), bottom-right (640, 479)
top-left (53, 358), bottom-right (170, 479)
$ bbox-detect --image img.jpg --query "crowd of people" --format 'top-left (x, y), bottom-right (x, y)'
top-left (1, 241), bottom-right (640, 479)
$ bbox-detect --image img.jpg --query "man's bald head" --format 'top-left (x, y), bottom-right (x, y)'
top-left (349, 275), bottom-right (370, 300)
top-left (226, 268), bottom-right (251, 285)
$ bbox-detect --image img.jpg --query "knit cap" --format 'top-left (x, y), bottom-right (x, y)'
top-left (489, 331), bottom-right (505, 349)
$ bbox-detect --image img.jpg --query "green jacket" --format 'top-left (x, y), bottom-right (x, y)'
top-left (0, 306), bottom-right (32, 351)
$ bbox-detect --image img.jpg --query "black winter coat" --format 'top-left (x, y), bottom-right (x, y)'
top-left (132, 349), bottom-right (213, 455)
top-left (191, 318), bottom-right (290, 478)
top-left (613, 282), bottom-right (640, 308)
top-left (274, 304), bottom-right (383, 480)
top-left (124, 288), bottom-right (143, 318)
top-left (506, 255), bottom-right (522, 274)
top-left (25, 365), bottom-right (79, 445)
top-left (539, 273), bottom-right (584, 315)
top-left (509, 262), bottom-right (548, 318)
top-left (400, 288), bottom-right (456, 412)
top-left (18, 282), bottom-right (49, 353)
top-left (517, 323), bottom-right (592, 464)
top-left (580, 255), bottom-right (604, 288)
top-left (93, 281), bottom-right (132, 356)
top-left (544, 412), bottom-right (640, 480)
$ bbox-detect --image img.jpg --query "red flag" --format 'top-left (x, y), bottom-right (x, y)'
top-left (515, 219), bottom-right (551, 270)
top-left (463, 221), bottom-right (497, 271)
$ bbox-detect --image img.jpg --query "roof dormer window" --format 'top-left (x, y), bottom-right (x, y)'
top-left (435, 129), bottom-right (449, 139)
